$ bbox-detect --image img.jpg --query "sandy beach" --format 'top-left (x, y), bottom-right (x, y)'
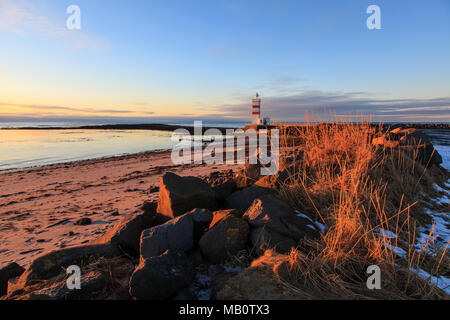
top-left (0, 150), bottom-right (239, 269)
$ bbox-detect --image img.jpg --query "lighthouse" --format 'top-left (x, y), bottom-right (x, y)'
top-left (252, 93), bottom-right (262, 125)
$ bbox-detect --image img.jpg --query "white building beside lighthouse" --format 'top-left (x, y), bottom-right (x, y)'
top-left (252, 93), bottom-right (262, 125)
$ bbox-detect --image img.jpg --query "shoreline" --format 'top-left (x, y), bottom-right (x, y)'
top-left (1, 122), bottom-right (449, 131)
top-left (0, 148), bottom-right (173, 174)
top-left (0, 123), bottom-right (243, 134)
top-left (0, 147), bottom-right (241, 269)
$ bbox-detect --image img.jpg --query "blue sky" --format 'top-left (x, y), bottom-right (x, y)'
top-left (0, 0), bottom-right (449, 123)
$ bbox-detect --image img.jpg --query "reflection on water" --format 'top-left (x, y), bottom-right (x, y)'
top-left (0, 130), bottom-right (175, 170)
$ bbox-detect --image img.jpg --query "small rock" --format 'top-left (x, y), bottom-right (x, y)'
top-left (110, 210), bottom-right (120, 217)
top-left (75, 218), bottom-right (92, 226)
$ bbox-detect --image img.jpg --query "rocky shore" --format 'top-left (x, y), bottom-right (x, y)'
top-left (0, 126), bottom-right (448, 300)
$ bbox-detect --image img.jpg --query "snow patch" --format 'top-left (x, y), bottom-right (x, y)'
top-left (295, 210), bottom-right (328, 234)
top-left (411, 268), bottom-right (450, 294)
top-left (423, 208), bottom-right (450, 245)
top-left (375, 228), bottom-right (397, 239)
top-left (385, 243), bottom-right (407, 259)
top-left (434, 145), bottom-right (450, 171)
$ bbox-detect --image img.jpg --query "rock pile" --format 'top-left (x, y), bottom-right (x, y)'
top-left (1, 161), bottom-right (324, 300)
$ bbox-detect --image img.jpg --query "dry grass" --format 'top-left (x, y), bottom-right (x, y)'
top-left (273, 115), bottom-right (449, 299)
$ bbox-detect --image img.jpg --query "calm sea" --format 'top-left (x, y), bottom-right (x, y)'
top-left (0, 129), bottom-right (179, 171)
top-left (0, 121), bottom-right (247, 171)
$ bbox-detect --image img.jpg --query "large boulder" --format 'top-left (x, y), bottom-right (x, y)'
top-left (204, 170), bottom-right (237, 202)
top-left (400, 130), bottom-right (443, 166)
top-left (243, 195), bottom-right (319, 254)
top-left (89, 209), bottom-right (155, 256)
top-left (140, 208), bottom-right (212, 259)
top-left (17, 271), bottom-right (107, 300)
top-left (216, 250), bottom-right (299, 300)
top-left (213, 178), bottom-right (236, 202)
top-left (16, 244), bottom-right (116, 288)
top-left (224, 186), bottom-right (274, 211)
top-left (157, 172), bottom-right (217, 218)
top-left (0, 263), bottom-right (25, 297)
top-left (209, 209), bottom-right (243, 229)
top-left (382, 128), bottom-right (443, 167)
top-left (10, 208), bottom-right (156, 294)
top-left (129, 250), bottom-right (193, 300)
top-left (249, 227), bottom-right (297, 255)
top-left (244, 194), bottom-right (318, 240)
top-left (199, 215), bottom-right (249, 263)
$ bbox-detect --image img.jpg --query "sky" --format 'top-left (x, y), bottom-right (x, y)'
top-left (0, 0), bottom-right (449, 124)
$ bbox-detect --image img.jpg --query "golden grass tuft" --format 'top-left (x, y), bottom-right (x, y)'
top-left (274, 115), bottom-right (449, 299)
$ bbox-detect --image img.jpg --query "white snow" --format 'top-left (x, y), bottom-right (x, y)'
top-left (435, 145), bottom-right (450, 171)
top-left (411, 267), bottom-right (450, 294)
top-left (431, 183), bottom-right (450, 206)
top-left (295, 210), bottom-right (314, 222)
top-left (384, 243), bottom-right (408, 259)
top-left (375, 228), bottom-right (397, 239)
top-left (295, 210), bottom-right (328, 234)
top-left (423, 208), bottom-right (450, 244)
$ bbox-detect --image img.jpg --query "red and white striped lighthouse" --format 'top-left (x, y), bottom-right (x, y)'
top-left (252, 93), bottom-right (262, 125)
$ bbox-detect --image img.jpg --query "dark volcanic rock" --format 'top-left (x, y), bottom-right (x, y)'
top-left (213, 178), bottom-right (236, 202)
top-left (199, 215), bottom-right (249, 263)
top-left (18, 271), bottom-right (107, 300)
top-left (243, 195), bottom-right (319, 255)
top-left (204, 170), bottom-right (236, 202)
top-left (243, 194), bottom-right (318, 240)
top-left (209, 209), bottom-right (243, 229)
top-left (129, 250), bottom-right (193, 300)
top-left (0, 263), bottom-right (25, 297)
top-left (90, 210), bottom-right (155, 256)
top-left (377, 128), bottom-right (444, 167)
top-left (140, 208), bottom-right (212, 259)
top-left (249, 227), bottom-right (297, 255)
top-left (75, 218), bottom-right (92, 226)
top-left (224, 186), bottom-right (274, 211)
top-left (157, 172), bottom-right (217, 219)
top-left (17, 244), bottom-right (116, 288)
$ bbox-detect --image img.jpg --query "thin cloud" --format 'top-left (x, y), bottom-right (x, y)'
top-left (0, 0), bottom-right (109, 51)
top-left (0, 102), bottom-right (154, 115)
top-left (209, 90), bottom-right (450, 122)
